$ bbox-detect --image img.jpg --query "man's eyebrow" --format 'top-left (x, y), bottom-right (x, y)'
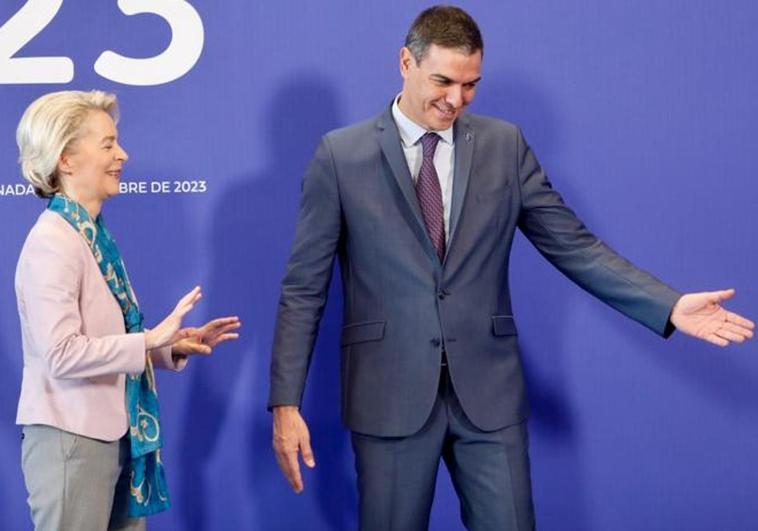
top-left (429, 74), bottom-right (482, 85)
top-left (100, 135), bottom-right (116, 143)
top-left (430, 74), bottom-right (454, 83)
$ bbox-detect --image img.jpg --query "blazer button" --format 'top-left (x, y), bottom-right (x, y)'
top-left (430, 338), bottom-right (441, 347)
top-left (437, 291), bottom-right (447, 300)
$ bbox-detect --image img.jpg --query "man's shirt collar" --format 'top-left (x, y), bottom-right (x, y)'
top-left (392, 95), bottom-right (454, 148)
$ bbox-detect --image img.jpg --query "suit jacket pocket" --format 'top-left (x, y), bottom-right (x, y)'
top-left (492, 315), bottom-right (517, 336)
top-left (341, 320), bottom-right (386, 346)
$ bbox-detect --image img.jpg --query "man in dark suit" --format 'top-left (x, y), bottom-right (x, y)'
top-left (268, 6), bottom-right (754, 530)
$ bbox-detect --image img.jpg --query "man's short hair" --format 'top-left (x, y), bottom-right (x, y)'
top-left (404, 5), bottom-right (483, 64)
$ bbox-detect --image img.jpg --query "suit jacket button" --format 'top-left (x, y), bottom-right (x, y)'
top-left (437, 291), bottom-right (447, 300)
top-left (430, 338), bottom-right (441, 347)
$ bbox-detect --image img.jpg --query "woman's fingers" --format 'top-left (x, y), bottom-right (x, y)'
top-left (188, 342), bottom-right (212, 355)
top-left (203, 316), bottom-right (240, 329)
top-left (201, 317), bottom-right (241, 343)
top-left (171, 287), bottom-right (202, 322)
top-left (175, 286), bottom-right (202, 314)
top-left (162, 297), bottom-right (242, 351)
top-left (202, 317), bottom-right (241, 335)
top-left (216, 333), bottom-right (239, 343)
top-left (212, 322), bottom-right (241, 336)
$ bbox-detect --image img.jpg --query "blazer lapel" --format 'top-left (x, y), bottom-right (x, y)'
top-left (376, 109), bottom-right (441, 264)
top-left (446, 114), bottom-right (474, 260)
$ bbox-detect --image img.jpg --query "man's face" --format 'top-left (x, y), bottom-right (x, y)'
top-left (398, 43), bottom-right (482, 131)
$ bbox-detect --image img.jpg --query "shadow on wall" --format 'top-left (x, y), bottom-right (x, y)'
top-left (178, 74), bottom-right (355, 530)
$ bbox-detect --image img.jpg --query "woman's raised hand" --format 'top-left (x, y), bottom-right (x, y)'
top-left (144, 286), bottom-right (202, 350)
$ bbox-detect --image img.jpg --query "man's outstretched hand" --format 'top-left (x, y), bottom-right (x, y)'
top-left (670, 289), bottom-right (754, 347)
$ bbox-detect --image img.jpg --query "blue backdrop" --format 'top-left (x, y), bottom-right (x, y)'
top-left (1, 1), bottom-right (756, 530)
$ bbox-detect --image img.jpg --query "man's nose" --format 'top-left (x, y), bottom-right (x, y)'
top-left (444, 86), bottom-right (464, 109)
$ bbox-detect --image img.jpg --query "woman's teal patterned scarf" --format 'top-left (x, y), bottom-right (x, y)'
top-left (48, 194), bottom-right (170, 517)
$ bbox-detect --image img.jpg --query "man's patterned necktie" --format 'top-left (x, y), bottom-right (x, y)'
top-left (416, 132), bottom-right (446, 262)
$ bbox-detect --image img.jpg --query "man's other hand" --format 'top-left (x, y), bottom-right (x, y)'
top-left (272, 405), bottom-right (316, 493)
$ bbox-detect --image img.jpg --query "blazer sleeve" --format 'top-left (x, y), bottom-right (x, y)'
top-left (268, 135), bottom-right (343, 409)
top-left (17, 222), bottom-right (147, 379)
top-left (149, 345), bottom-right (188, 371)
top-left (514, 127), bottom-right (681, 336)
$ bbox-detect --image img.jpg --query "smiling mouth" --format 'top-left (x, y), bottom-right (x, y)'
top-left (433, 104), bottom-right (457, 118)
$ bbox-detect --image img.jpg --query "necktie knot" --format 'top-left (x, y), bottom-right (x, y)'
top-left (420, 132), bottom-right (440, 161)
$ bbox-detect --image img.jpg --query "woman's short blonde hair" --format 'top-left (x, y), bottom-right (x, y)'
top-left (16, 90), bottom-right (119, 198)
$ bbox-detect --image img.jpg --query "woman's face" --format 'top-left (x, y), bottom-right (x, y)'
top-left (59, 110), bottom-right (128, 208)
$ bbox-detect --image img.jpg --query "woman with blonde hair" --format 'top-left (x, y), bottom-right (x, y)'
top-left (15, 90), bottom-right (240, 530)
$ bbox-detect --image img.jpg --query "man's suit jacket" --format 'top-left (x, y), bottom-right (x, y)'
top-left (269, 105), bottom-right (680, 437)
top-left (15, 210), bottom-right (184, 441)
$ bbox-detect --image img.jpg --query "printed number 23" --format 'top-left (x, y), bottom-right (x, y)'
top-left (0, 0), bottom-right (204, 85)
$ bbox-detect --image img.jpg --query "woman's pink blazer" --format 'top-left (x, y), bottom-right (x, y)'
top-left (15, 210), bottom-right (185, 441)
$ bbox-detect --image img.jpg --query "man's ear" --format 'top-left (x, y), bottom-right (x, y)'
top-left (399, 47), bottom-right (413, 78)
